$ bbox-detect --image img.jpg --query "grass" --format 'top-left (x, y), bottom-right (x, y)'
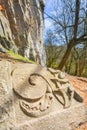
top-left (7, 50), bottom-right (36, 64)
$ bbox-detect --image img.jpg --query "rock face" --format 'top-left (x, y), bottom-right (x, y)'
top-left (0, 60), bottom-right (87, 130)
top-left (0, 0), bottom-right (46, 66)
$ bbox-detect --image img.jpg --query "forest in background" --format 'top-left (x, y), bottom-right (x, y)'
top-left (44, 0), bottom-right (87, 77)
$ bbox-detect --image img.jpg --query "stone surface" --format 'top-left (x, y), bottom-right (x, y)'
top-left (0, 61), bottom-right (15, 130)
top-left (15, 104), bottom-right (87, 130)
top-left (0, 0), bottom-right (46, 66)
top-left (0, 61), bottom-right (87, 130)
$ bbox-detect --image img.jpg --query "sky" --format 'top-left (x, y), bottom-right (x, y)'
top-left (44, 0), bottom-right (62, 31)
top-left (44, 0), bottom-right (53, 30)
top-left (44, 0), bottom-right (87, 31)
top-left (44, 0), bottom-right (62, 42)
top-left (44, 0), bottom-right (87, 46)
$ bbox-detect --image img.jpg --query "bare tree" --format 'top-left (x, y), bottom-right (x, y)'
top-left (45, 0), bottom-right (87, 70)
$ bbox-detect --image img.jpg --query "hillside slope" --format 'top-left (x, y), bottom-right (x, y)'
top-left (67, 75), bottom-right (87, 130)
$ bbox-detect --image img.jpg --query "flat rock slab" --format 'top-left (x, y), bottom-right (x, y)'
top-left (15, 103), bottom-right (87, 130)
top-left (0, 61), bottom-right (87, 130)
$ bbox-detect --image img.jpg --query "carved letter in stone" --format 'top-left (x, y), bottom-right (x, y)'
top-left (12, 66), bottom-right (53, 117)
top-left (12, 64), bottom-right (83, 117)
top-left (48, 68), bottom-right (83, 108)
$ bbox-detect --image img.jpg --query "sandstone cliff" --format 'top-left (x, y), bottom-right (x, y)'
top-left (0, 0), bottom-right (46, 66)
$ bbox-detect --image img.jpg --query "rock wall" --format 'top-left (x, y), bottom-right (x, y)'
top-left (0, 0), bottom-right (46, 66)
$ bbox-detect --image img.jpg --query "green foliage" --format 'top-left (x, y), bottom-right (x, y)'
top-left (7, 50), bottom-right (35, 64)
top-left (45, 44), bottom-right (87, 77)
top-left (82, 66), bottom-right (87, 77)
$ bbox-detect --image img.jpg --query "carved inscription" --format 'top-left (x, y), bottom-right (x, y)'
top-left (13, 65), bottom-right (83, 117)
top-left (13, 70), bottom-right (53, 117)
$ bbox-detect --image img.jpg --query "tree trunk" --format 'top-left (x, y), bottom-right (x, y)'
top-left (68, 54), bottom-right (73, 74)
top-left (74, 60), bottom-right (79, 76)
top-left (57, 44), bottom-right (73, 70)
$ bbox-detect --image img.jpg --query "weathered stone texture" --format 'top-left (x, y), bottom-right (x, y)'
top-left (0, 61), bottom-right (87, 130)
top-left (16, 104), bottom-right (87, 130)
top-left (0, 61), bottom-right (15, 130)
top-left (0, 0), bottom-right (46, 66)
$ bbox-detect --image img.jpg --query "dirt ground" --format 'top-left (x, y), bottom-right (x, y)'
top-left (67, 75), bottom-right (87, 130)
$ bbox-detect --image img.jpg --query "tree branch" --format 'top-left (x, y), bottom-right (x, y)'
top-left (73, 0), bottom-right (80, 39)
top-left (76, 33), bottom-right (87, 43)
